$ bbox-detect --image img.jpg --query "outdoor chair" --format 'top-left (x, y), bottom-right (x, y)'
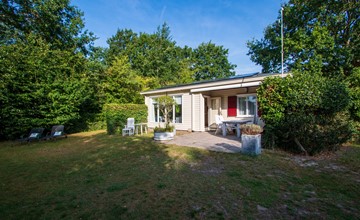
top-left (122, 118), bottom-right (135, 136)
top-left (214, 115), bottom-right (223, 135)
top-left (19, 127), bottom-right (45, 143)
top-left (220, 115), bottom-right (237, 133)
top-left (214, 115), bottom-right (236, 135)
top-left (45, 125), bottom-right (67, 140)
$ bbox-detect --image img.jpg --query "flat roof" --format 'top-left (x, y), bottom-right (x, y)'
top-left (141, 72), bottom-right (287, 95)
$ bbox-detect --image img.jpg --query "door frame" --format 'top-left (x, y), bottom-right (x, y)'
top-left (209, 97), bottom-right (221, 126)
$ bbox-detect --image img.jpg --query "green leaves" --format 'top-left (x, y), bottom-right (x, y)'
top-left (106, 24), bottom-right (235, 87)
top-left (104, 104), bottom-right (147, 135)
top-left (102, 56), bottom-right (144, 104)
top-left (0, 34), bottom-right (96, 139)
top-left (247, 0), bottom-right (359, 76)
top-left (257, 72), bottom-right (353, 155)
top-left (192, 41), bottom-right (236, 81)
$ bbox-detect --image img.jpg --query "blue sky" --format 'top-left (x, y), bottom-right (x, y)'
top-left (73, 0), bottom-right (284, 74)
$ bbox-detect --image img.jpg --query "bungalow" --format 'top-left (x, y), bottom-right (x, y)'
top-left (140, 72), bottom-right (286, 132)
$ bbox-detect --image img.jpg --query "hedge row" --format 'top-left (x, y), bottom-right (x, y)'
top-left (104, 103), bottom-right (147, 135)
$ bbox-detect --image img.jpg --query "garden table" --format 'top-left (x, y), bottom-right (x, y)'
top-left (135, 123), bottom-right (148, 135)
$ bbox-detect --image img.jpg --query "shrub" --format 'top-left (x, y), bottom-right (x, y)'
top-left (240, 124), bottom-right (263, 135)
top-left (154, 124), bottom-right (175, 133)
top-left (257, 71), bottom-right (353, 155)
top-left (104, 104), bottom-right (147, 135)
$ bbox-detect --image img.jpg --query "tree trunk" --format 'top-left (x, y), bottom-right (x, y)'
top-left (294, 137), bottom-right (308, 156)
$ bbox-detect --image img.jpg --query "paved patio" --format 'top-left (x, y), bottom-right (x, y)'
top-left (165, 131), bottom-right (243, 153)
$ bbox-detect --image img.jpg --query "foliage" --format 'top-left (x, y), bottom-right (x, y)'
top-left (347, 67), bottom-right (360, 143)
top-left (0, 34), bottom-right (99, 139)
top-left (104, 103), bottom-right (147, 135)
top-left (247, 0), bottom-right (359, 76)
top-left (154, 124), bottom-right (175, 133)
top-left (156, 96), bottom-right (176, 127)
top-left (0, 0), bottom-right (95, 53)
top-left (240, 124), bottom-right (263, 135)
top-left (192, 41), bottom-right (237, 80)
top-left (248, 0), bottom-right (359, 142)
top-left (106, 24), bottom-right (235, 87)
top-left (102, 56), bottom-right (145, 104)
top-left (106, 23), bottom-right (190, 87)
top-left (257, 71), bottom-right (353, 155)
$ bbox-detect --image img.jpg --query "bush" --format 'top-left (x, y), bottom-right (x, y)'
top-left (104, 103), bottom-right (147, 135)
top-left (257, 71), bottom-right (353, 155)
top-left (154, 124), bottom-right (175, 132)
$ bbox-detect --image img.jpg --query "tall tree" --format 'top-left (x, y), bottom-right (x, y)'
top-left (0, 0), bottom-right (95, 53)
top-left (192, 41), bottom-right (236, 81)
top-left (247, 0), bottom-right (359, 76)
top-left (106, 23), bottom-right (192, 87)
top-left (102, 56), bottom-right (145, 104)
top-left (0, 0), bottom-right (99, 139)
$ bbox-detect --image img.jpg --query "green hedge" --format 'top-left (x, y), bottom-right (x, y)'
top-left (257, 71), bottom-right (353, 155)
top-left (104, 104), bottom-right (148, 135)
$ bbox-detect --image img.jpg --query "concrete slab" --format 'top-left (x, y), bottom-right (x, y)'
top-left (165, 131), bottom-right (243, 153)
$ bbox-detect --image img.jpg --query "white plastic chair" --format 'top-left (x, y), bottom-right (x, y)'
top-left (215, 115), bottom-right (236, 135)
top-left (214, 115), bottom-right (223, 135)
top-left (122, 118), bottom-right (135, 136)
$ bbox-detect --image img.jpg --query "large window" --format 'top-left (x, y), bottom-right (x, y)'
top-left (151, 96), bottom-right (182, 123)
top-left (237, 95), bottom-right (256, 116)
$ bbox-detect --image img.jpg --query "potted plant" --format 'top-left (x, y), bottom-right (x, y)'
top-left (240, 124), bottom-right (263, 155)
top-left (153, 96), bottom-right (176, 141)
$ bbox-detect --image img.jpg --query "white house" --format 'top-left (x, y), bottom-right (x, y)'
top-left (140, 73), bottom-right (286, 131)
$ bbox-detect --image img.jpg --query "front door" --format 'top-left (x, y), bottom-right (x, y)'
top-left (209, 97), bottom-right (221, 125)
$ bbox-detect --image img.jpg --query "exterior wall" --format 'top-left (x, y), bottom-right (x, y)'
top-left (143, 86), bottom-right (260, 132)
top-left (209, 86), bottom-right (259, 122)
top-left (191, 93), bottom-right (205, 131)
top-left (144, 92), bottom-right (193, 131)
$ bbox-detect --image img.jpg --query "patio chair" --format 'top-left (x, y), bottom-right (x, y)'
top-left (122, 118), bottom-right (135, 136)
top-left (214, 115), bottom-right (223, 135)
top-left (19, 127), bottom-right (45, 143)
top-left (214, 115), bottom-right (235, 135)
top-left (220, 115), bottom-right (237, 133)
top-left (46, 125), bottom-right (67, 140)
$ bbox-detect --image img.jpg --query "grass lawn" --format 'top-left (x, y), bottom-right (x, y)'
top-left (0, 130), bottom-right (359, 219)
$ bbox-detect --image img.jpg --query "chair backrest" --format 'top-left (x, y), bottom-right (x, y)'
top-left (215, 115), bottom-right (223, 125)
top-left (29, 128), bottom-right (44, 139)
top-left (51, 125), bottom-right (64, 136)
top-left (127, 118), bottom-right (135, 128)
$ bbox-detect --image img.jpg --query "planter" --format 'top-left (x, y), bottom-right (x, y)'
top-left (241, 134), bottom-right (261, 155)
top-left (154, 129), bottom-right (176, 141)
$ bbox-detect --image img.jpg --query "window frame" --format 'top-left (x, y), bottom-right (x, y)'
top-left (150, 95), bottom-right (183, 124)
top-left (236, 93), bottom-right (257, 117)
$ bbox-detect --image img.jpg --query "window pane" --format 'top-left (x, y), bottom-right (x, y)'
top-left (174, 96), bottom-right (182, 105)
top-left (175, 103), bottom-right (182, 123)
top-left (238, 97), bottom-right (246, 115)
top-left (248, 101), bottom-right (255, 115)
top-left (153, 104), bottom-right (159, 122)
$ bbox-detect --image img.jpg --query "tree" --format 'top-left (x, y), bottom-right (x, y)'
top-left (0, 35), bottom-right (97, 139)
top-left (106, 23), bottom-right (193, 87)
top-left (102, 56), bottom-right (145, 104)
top-left (106, 29), bottom-right (138, 64)
top-left (192, 41), bottom-right (236, 81)
top-left (247, 0), bottom-right (360, 136)
top-left (0, 0), bottom-right (95, 53)
top-left (247, 0), bottom-right (359, 76)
